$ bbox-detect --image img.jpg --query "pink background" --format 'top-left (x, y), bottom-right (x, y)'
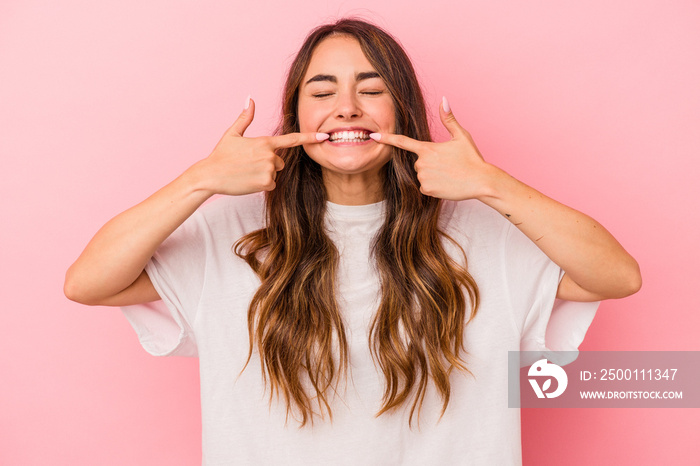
top-left (1, 0), bottom-right (698, 464)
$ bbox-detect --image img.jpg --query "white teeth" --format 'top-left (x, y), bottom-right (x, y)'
top-left (329, 130), bottom-right (370, 142)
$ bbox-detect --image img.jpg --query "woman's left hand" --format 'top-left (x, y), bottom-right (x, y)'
top-left (369, 97), bottom-right (495, 201)
top-left (371, 97), bottom-right (641, 301)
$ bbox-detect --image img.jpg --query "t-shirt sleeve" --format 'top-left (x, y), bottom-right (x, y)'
top-left (121, 209), bottom-right (210, 357)
top-left (503, 222), bottom-right (599, 363)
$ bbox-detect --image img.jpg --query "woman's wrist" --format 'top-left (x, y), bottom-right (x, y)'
top-left (180, 158), bottom-right (219, 201)
top-left (472, 163), bottom-right (514, 206)
top-left (472, 164), bottom-right (548, 226)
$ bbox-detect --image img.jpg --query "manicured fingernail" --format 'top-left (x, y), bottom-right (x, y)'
top-left (442, 96), bottom-right (450, 113)
top-left (369, 133), bottom-right (381, 141)
top-left (316, 133), bottom-right (330, 141)
top-left (244, 95), bottom-right (251, 110)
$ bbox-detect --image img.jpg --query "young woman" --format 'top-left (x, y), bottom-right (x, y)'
top-left (65, 18), bottom-right (640, 465)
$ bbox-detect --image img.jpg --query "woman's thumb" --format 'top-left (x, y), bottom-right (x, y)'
top-left (439, 96), bottom-right (464, 139)
top-left (228, 95), bottom-right (255, 137)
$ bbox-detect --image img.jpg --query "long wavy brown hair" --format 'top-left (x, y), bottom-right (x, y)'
top-left (234, 18), bottom-right (479, 427)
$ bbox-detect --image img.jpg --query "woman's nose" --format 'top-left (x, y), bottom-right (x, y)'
top-left (335, 92), bottom-right (362, 119)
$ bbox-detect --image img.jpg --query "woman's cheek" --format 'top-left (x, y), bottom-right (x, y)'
top-left (297, 101), bottom-right (330, 132)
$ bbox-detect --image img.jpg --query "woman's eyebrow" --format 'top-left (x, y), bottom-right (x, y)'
top-left (304, 71), bottom-right (381, 86)
top-left (356, 71), bottom-right (381, 81)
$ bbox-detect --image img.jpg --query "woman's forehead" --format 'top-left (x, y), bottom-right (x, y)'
top-left (303, 35), bottom-right (376, 80)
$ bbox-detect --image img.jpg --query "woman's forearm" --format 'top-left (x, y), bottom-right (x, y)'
top-left (65, 100), bottom-right (326, 306)
top-left (478, 164), bottom-right (642, 300)
top-left (369, 100), bottom-right (641, 301)
top-left (64, 166), bottom-right (212, 305)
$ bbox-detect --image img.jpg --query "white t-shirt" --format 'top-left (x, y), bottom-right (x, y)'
top-left (122, 193), bottom-right (598, 465)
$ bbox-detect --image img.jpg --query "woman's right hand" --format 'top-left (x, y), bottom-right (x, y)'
top-left (65, 98), bottom-right (328, 306)
top-left (191, 97), bottom-right (329, 196)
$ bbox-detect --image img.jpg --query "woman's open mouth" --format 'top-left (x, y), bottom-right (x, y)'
top-left (327, 130), bottom-right (371, 144)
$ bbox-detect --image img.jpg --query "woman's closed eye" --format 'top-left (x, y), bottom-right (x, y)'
top-left (312, 91), bottom-right (384, 98)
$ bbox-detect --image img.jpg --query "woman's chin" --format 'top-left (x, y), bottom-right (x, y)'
top-left (307, 145), bottom-right (391, 176)
top-left (321, 157), bottom-right (387, 176)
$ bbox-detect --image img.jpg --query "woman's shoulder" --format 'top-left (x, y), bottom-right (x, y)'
top-left (198, 192), bottom-right (265, 217)
top-left (440, 199), bottom-right (510, 237)
top-left (189, 192), bottom-right (266, 235)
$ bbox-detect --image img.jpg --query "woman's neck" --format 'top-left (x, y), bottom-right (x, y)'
top-left (322, 170), bottom-right (384, 205)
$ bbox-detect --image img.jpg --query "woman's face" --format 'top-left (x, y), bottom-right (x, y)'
top-left (297, 35), bottom-right (396, 179)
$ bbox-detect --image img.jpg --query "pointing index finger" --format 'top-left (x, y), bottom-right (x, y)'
top-left (270, 132), bottom-right (329, 149)
top-left (369, 132), bottom-right (424, 153)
